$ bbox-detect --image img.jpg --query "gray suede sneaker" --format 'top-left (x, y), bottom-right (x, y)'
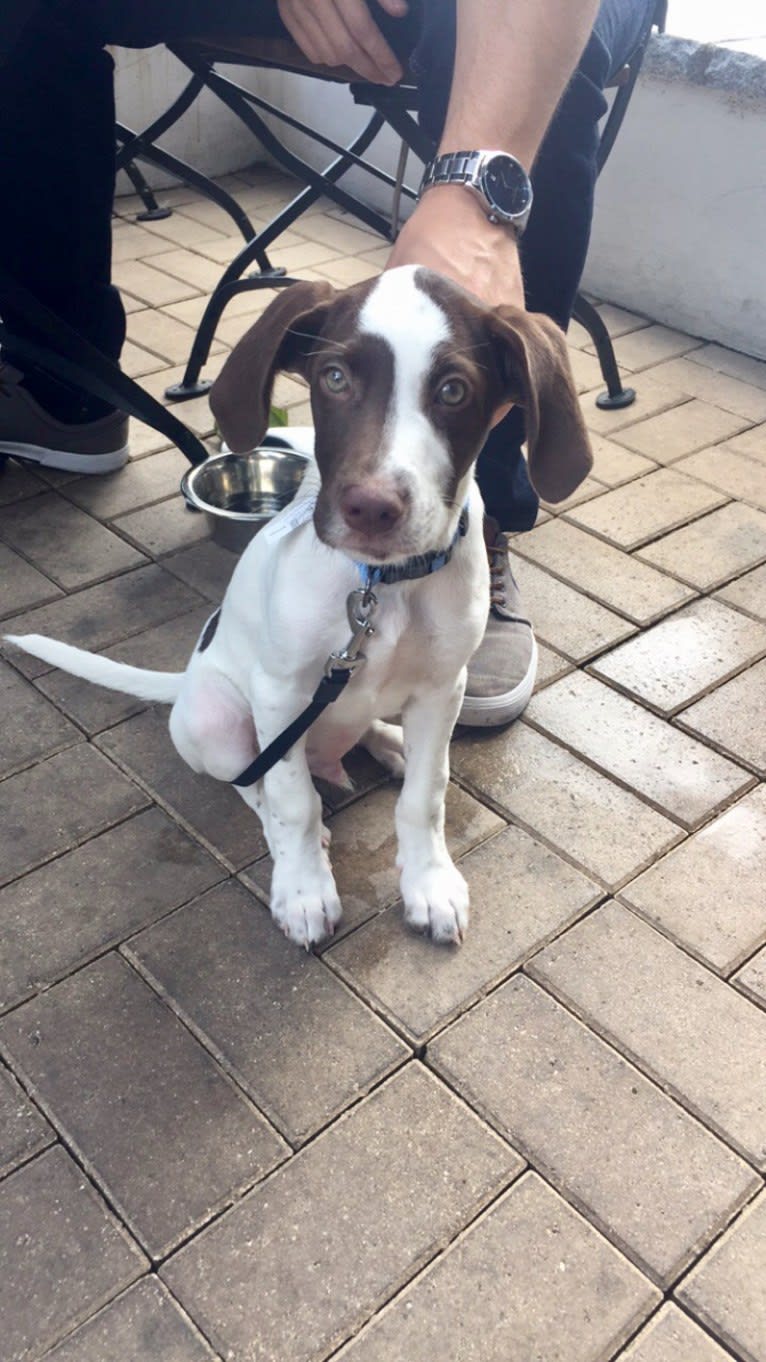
top-left (0, 363), bottom-right (129, 474)
top-left (459, 519), bottom-right (537, 727)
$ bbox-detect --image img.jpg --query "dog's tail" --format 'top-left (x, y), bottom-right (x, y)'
top-left (4, 634), bottom-right (184, 703)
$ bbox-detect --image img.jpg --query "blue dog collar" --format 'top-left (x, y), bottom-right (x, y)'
top-left (355, 507), bottom-right (469, 590)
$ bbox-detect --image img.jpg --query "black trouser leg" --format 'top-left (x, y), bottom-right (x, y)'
top-left (0, 9), bottom-right (124, 418)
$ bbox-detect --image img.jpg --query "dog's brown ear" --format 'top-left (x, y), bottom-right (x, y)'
top-left (489, 306), bottom-right (593, 503)
top-left (209, 280), bottom-right (337, 453)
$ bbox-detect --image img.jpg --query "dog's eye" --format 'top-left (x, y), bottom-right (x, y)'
top-left (322, 365), bottom-right (350, 395)
top-left (437, 378), bottom-right (467, 407)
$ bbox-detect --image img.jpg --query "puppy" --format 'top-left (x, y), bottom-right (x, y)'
top-left (6, 267), bottom-right (591, 947)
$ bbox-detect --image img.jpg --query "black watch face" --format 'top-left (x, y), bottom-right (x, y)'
top-left (482, 154), bottom-right (532, 219)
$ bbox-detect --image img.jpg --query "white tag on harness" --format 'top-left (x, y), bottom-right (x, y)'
top-left (262, 495), bottom-right (318, 542)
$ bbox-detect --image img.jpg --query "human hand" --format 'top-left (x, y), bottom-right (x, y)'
top-left (387, 186), bottom-right (525, 422)
top-left (387, 185), bottom-right (524, 309)
top-left (277, 0), bottom-right (408, 84)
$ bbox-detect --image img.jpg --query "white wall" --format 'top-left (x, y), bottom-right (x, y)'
top-left (583, 67), bottom-right (766, 360)
top-left (113, 46), bottom-right (269, 190)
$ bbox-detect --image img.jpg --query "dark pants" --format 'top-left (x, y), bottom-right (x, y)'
top-left (0, 0), bottom-right (653, 528)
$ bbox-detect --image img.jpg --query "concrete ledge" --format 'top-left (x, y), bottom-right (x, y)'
top-left (645, 33), bottom-right (766, 105)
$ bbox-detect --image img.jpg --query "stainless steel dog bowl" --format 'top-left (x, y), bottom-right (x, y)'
top-left (181, 448), bottom-right (309, 553)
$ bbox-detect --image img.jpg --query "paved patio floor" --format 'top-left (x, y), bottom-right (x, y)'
top-left (1, 166), bottom-right (765, 1362)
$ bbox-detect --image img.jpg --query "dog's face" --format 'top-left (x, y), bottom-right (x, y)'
top-left (211, 266), bottom-right (592, 562)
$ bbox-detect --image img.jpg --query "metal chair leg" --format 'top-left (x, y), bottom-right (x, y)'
top-left (572, 294), bottom-right (635, 410)
top-left (120, 155), bottom-right (173, 222)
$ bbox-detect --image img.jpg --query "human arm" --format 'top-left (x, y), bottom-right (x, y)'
top-left (388, 0), bottom-right (601, 308)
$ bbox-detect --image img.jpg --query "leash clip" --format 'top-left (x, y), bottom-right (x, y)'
top-left (325, 587), bottom-right (378, 676)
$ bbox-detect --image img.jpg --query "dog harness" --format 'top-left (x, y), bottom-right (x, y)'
top-left (230, 508), bottom-right (469, 788)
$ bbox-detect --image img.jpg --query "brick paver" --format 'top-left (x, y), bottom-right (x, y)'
top-left (430, 976), bottom-right (758, 1285)
top-left (529, 902), bottom-right (766, 1167)
top-left (0, 954), bottom-right (287, 1259)
top-left (162, 1065), bottom-right (520, 1362)
top-left (338, 1174), bottom-right (660, 1362)
top-left (0, 1147), bottom-right (146, 1362)
top-left (619, 786), bottom-right (766, 976)
top-left (42, 1278), bottom-right (218, 1362)
top-left (618, 1304), bottom-right (734, 1361)
top-left (0, 168), bottom-right (763, 1360)
top-left (676, 1191), bottom-right (766, 1362)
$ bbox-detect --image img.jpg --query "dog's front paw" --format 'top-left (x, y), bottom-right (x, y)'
top-left (270, 863), bottom-right (342, 948)
top-left (401, 862), bottom-right (469, 945)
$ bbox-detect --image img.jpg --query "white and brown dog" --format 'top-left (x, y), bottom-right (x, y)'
top-left (6, 267), bottom-right (591, 948)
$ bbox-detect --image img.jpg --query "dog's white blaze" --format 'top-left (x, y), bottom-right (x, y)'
top-left (358, 267), bottom-right (454, 498)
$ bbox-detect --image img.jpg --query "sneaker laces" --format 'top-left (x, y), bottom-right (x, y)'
top-left (487, 537), bottom-right (509, 609)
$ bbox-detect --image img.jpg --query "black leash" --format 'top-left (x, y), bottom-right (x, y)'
top-left (231, 668), bottom-right (353, 787)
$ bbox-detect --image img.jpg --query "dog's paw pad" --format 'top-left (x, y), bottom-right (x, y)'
top-left (402, 864), bottom-right (469, 945)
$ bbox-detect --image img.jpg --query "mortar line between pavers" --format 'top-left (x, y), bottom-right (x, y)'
top-left (447, 762), bottom-right (687, 894)
top-left (0, 1127), bottom-right (150, 1269)
top-left (425, 1000), bottom-right (762, 1290)
top-left (520, 710), bottom-right (757, 834)
top-left (559, 492), bottom-right (734, 556)
top-left (313, 1169), bottom-right (531, 1362)
top-left (0, 790), bottom-right (152, 896)
top-left (0, 960), bottom-right (291, 1266)
top-left (0, 562), bottom-right (212, 671)
top-left (151, 1057), bottom-right (521, 1292)
top-left (730, 973), bottom-right (766, 1015)
top-left (511, 543), bottom-right (698, 629)
top-left (322, 875), bottom-right (610, 1055)
top-left (613, 889), bottom-right (766, 984)
top-left (325, 1167), bottom-right (660, 1362)
top-left (612, 410), bottom-right (760, 463)
top-left (669, 1298), bottom-right (749, 1362)
top-left (670, 1191), bottom-right (766, 1324)
top-left (56, 476), bottom-right (194, 526)
top-left (0, 585), bottom-right (64, 625)
top-left (89, 734), bottom-right (259, 877)
top-left (122, 932), bottom-right (413, 1152)
top-left (0, 1133), bottom-right (61, 1189)
top-left (523, 957), bottom-right (766, 1176)
top-left (0, 861), bottom-right (230, 1022)
top-left (567, 593), bottom-right (763, 708)
top-left (581, 389), bottom-right (695, 436)
top-left (677, 558), bottom-right (766, 613)
top-left (671, 714), bottom-right (766, 781)
top-left (587, 640), bottom-right (766, 722)
top-left (33, 1273), bottom-right (223, 1362)
top-left (586, 340), bottom-right (707, 377)
top-left (0, 490), bottom-right (155, 592)
top-left (0, 729), bottom-right (84, 785)
top-left (102, 507), bottom-right (205, 565)
top-left (0, 520), bottom-right (63, 591)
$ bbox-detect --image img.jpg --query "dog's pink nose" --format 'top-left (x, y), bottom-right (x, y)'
top-left (340, 484), bottom-right (404, 535)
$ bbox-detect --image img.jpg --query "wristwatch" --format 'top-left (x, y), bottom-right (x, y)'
top-left (419, 150), bottom-right (533, 238)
